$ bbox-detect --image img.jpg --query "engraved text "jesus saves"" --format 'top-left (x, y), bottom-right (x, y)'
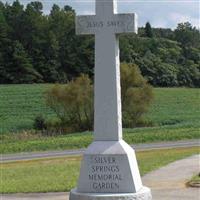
top-left (87, 21), bottom-right (125, 28)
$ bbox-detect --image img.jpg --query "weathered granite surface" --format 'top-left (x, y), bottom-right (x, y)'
top-left (70, 187), bottom-right (152, 200)
top-left (70, 0), bottom-right (151, 199)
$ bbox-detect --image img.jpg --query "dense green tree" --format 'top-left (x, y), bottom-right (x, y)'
top-left (0, 9), bottom-right (8, 43)
top-left (7, 41), bottom-right (42, 83)
top-left (42, 30), bottom-right (61, 82)
top-left (27, 1), bottom-right (43, 14)
top-left (152, 28), bottom-right (174, 39)
top-left (50, 4), bottom-right (60, 17)
top-left (174, 22), bottom-right (200, 48)
top-left (0, 1), bottom-right (199, 87)
top-left (120, 35), bottom-right (199, 87)
top-left (4, 0), bottom-right (24, 41)
top-left (49, 5), bottom-right (94, 79)
top-left (64, 5), bottom-right (74, 12)
top-left (0, 9), bottom-right (11, 83)
top-left (145, 22), bottom-right (154, 38)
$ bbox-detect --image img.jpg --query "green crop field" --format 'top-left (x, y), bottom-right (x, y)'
top-left (0, 84), bottom-right (54, 134)
top-left (0, 85), bottom-right (199, 134)
top-left (146, 88), bottom-right (200, 127)
top-left (0, 85), bottom-right (200, 153)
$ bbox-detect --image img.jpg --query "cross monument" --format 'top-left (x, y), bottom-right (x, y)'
top-left (70, 1), bottom-right (152, 199)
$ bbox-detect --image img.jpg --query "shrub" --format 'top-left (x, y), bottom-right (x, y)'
top-left (121, 63), bottom-right (153, 127)
top-left (45, 63), bottom-right (153, 133)
top-left (44, 118), bottom-right (82, 136)
top-left (46, 74), bottom-right (93, 133)
top-left (33, 115), bottom-right (47, 130)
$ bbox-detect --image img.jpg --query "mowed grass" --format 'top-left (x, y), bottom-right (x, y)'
top-left (190, 174), bottom-right (200, 183)
top-left (1, 126), bottom-right (200, 154)
top-left (1, 147), bottom-right (199, 193)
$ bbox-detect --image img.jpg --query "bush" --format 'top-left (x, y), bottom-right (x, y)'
top-left (46, 74), bottom-right (93, 133)
top-left (45, 118), bottom-right (68, 136)
top-left (33, 115), bottom-right (47, 130)
top-left (45, 64), bottom-right (153, 133)
top-left (121, 63), bottom-right (153, 127)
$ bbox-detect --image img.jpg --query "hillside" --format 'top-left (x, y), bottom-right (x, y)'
top-left (0, 1), bottom-right (199, 87)
top-left (0, 84), bottom-right (199, 135)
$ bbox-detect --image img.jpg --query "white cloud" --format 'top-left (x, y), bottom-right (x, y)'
top-left (151, 19), bottom-right (168, 28)
top-left (170, 13), bottom-right (191, 23)
top-left (170, 13), bottom-right (200, 28)
top-left (2, 0), bottom-right (200, 28)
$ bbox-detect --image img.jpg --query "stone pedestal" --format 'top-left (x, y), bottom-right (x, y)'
top-left (69, 140), bottom-right (152, 200)
top-left (70, 187), bottom-right (151, 200)
top-left (73, 1), bottom-right (152, 199)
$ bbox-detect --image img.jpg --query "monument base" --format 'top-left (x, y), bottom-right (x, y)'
top-left (70, 186), bottom-right (152, 200)
top-left (69, 140), bottom-right (152, 200)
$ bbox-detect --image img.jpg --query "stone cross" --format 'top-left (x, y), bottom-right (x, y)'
top-left (70, 1), bottom-right (152, 199)
top-left (76, 0), bottom-right (137, 141)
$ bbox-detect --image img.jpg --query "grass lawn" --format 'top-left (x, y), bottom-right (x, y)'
top-left (187, 174), bottom-right (200, 187)
top-left (1, 147), bottom-right (199, 193)
top-left (190, 174), bottom-right (200, 183)
top-left (1, 125), bottom-right (200, 154)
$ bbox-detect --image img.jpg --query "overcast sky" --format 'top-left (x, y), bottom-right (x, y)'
top-left (3, 0), bottom-right (200, 29)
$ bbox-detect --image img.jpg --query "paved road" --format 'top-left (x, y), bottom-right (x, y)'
top-left (1, 155), bottom-right (200, 200)
top-left (1, 139), bottom-right (199, 163)
top-left (142, 154), bottom-right (200, 200)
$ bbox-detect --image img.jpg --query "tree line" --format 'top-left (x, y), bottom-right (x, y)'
top-left (0, 1), bottom-right (199, 87)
